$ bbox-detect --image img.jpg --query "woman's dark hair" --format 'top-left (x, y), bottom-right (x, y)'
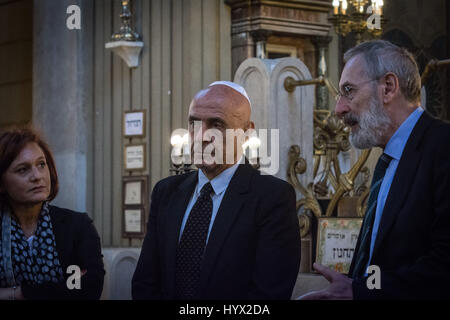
top-left (0, 126), bottom-right (59, 205)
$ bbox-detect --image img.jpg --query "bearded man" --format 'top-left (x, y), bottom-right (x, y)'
top-left (299, 40), bottom-right (450, 299)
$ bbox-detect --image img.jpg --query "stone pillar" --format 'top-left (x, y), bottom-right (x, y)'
top-left (33, 0), bottom-right (93, 213)
top-left (312, 36), bottom-right (332, 110)
top-left (234, 57), bottom-right (314, 198)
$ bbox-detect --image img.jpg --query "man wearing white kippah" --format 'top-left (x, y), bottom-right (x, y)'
top-left (132, 81), bottom-right (301, 300)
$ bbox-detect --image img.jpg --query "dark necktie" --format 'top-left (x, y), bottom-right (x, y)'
top-left (175, 182), bottom-right (214, 299)
top-left (351, 153), bottom-right (392, 279)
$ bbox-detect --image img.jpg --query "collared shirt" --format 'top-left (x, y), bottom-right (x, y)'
top-left (179, 156), bottom-right (244, 243)
top-left (366, 107), bottom-right (424, 269)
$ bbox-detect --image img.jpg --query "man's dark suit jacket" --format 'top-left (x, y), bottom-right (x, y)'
top-left (132, 163), bottom-right (301, 300)
top-left (20, 206), bottom-right (105, 300)
top-left (349, 111), bottom-right (450, 299)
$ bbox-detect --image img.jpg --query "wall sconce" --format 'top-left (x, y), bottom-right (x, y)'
top-left (105, 0), bottom-right (144, 68)
top-left (169, 132), bottom-right (262, 174)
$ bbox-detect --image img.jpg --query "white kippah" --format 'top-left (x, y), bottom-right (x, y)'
top-left (208, 81), bottom-right (252, 109)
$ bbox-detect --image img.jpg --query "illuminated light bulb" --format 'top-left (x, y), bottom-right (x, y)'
top-left (247, 137), bottom-right (261, 161)
top-left (182, 133), bottom-right (190, 155)
top-left (170, 134), bottom-right (183, 147)
top-left (333, 0), bottom-right (339, 14)
top-left (242, 136), bottom-right (261, 149)
top-left (248, 136), bottom-right (261, 148)
top-left (342, 0), bottom-right (348, 14)
top-left (378, 0), bottom-right (383, 14)
top-left (171, 134), bottom-right (183, 157)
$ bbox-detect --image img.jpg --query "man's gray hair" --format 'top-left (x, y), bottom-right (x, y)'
top-left (344, 40), bottom-right (421, 103)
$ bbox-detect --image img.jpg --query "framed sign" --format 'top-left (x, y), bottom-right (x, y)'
top-left (123, 110), bottom-right (146, 137)
top-left (124, 143), bottom-right (146, 171)
top-left (124, 181), bottom-right (142, 205)
top-left (315, 217), bottom-right (362, 274)
top-left (123, 176), bottom-right (148, 205)
top-left (123, 208), bottom-right (144, 235)
top-left (122, 175), bottom-right (148, 238)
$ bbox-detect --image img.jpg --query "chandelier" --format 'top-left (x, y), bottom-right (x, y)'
top-left (329, 0), bottom-right (386, 42)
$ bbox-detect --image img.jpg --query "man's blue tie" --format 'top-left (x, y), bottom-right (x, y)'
top-left (175, 182), bottom-right (214, 299)
top-left (351, 153), bottom-right (392, 279)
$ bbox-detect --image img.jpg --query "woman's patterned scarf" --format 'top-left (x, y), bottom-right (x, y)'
top-left (0, 202), bottom-right (63, 287)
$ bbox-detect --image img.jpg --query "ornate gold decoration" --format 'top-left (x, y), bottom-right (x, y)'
top-left (287, 145), bottom-right (322, 219)
top-left (325, 148), bottom-right (371, 217)
top-left (313, 110), bottom-right (351, 198)
top-left (329, 0), bottom-right (386, 43)
top-left (356, 187), bottom-right (370, 217)
top-left (111, 0), bottom-right (141, 42)
top-left (287, 145), bottom-right (318, 238)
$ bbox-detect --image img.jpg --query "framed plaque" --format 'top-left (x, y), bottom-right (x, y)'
top-left (315, 217), bottom-right (362, 274)
top-left (122, 175), bottom-right (148, 238)
top-left (124, 143), bottom-right (146, 171)
top-left (123, 176), bottom-right (148, 205)
top-left (123, 110), bottom-right (146, 137)
top-left (123, 208), bottom-right (144, 235)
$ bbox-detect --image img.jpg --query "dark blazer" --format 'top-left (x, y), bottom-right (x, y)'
top-left (132, 163), bottom-right (301, 300)
top-left (349, 111), bottom-right (450, 299)
top-left (21, 205), bottom-right (105, 300)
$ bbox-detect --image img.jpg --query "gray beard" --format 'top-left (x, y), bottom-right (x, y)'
top-left (346, 96), bottom-right (392, 149)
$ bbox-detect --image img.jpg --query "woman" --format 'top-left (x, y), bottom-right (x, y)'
top-left (0, 127), bottom-right (104, 300)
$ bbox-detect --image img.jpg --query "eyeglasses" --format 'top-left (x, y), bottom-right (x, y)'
top-left (335, 78), bottom-right (379, 102)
